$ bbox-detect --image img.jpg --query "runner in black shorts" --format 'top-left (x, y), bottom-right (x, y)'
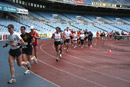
top-left (52, 27), bottom-right (63, 62)
top-left (64, 27), bottom-right (71, 51)
top-left (84, 29), bottom-right (89, 46)
top-left (2, 24), bottom-right (31, 84)
top-left (20, 26), bottom-right (37, 74)
top-left (80, 31), bottom-right (85, 48)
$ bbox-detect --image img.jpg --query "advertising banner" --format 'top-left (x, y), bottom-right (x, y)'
top-left (17, 8), bottom-right (28, 14)
top-left (75, 0), bottom-right (84, 4)
top-left (92, 2), bottom-right (116, 8)
top-left (0, 6), bottom-right (17, 13)
top-left (84, 1), bottom-right (92, 5)
top-left (0, 6), bottom-right (2, 10)
top-left (3, 6), bottom-right (17, 13)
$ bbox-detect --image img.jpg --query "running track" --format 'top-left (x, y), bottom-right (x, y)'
top-left (1, 39), bottom-right (130, 87)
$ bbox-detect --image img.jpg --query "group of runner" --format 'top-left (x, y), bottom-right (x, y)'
top-left (3, 24), bottom-right (94, 84)
top-left (52, 27), bottom-right (93, 62)
top-left (96, 31), bottom-right (116, 40)
top-left (2, 24), bottom-right (40, 84)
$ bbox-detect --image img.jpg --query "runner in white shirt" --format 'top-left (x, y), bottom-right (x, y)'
top-left (80, 31), bottom-right (85, 48)
top-left (52, 27), bottom-right (63, 62)
top-left (72, 31), bottom-right (78, 48)
top-left (2, 24), bottom-right (31, 84)
top-left (64, 27), bottom-right (71, 51)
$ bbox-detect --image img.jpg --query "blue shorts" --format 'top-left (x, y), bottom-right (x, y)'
top-left (61, 42), bottom-right (64, 45)
top-left (33, 45), bottom-right (38, 47)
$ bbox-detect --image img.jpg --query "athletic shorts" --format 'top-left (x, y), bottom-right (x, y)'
top-left (9, 48), bottom-right (21, 58)
top-left (80, 40), bottom-right (84, 45)
top-left (22, 48), bottom-right (32, 55)
top-left (61, 42), bottom-right (64, 45)
top-left (84, 37), bottom-right (88, 40)
top-left (77, 38), bottom-right (80, 41)
top-left (54, 41), bottom-right (61, 46)
top-left (32, 45), bottom-right (38, 47)
top-left (65, 39), bottom-right (70, 43)
top-left (73, 40), bottom-right (77, 42)
top-left (70, 36), bottom-right (73, 39)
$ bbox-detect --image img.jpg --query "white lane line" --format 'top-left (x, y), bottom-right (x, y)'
top-left (62, 47), bottom-right (119, 64)
top-left (30, 41), bottom-right (60, 87)
top-left (52, 45), bottom-right (94, 64)
top-left (31, 71), bottom-right (61, 87)
top-left (42, 42), bottom-right (130, 83)
top-left (40, 44), bottom-right (107, 87)
top-left (38, 58), bottom-right (106, 87)
top-left (21, 66), bottom-right (60, 87)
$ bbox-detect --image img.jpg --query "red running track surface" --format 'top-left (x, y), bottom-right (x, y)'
top-left (31, 39), bottom-right (130, 87)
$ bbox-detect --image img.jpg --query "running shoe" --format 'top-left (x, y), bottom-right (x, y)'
top-left (8, 78), bottom-right (16, 84)
top-left (24, 70), bottom-right (30, 75)
top-left (26, 61), bottom-right (31, 70)
top-left (59, 51), bottom-right (62, 57)
top-left (56, 58), bottom-right (59, 62)
top-left (60, 53), bottom-right (62, 57)
top-left (74, 46), bottom-right (77, 48)
top-left (33, 56), bottom-right (38, 64)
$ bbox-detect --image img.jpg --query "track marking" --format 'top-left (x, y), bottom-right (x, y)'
top-left (40, 43), bottom-right (107, 87)
top-left (38, 59), bottom-right (107, 87)
top-left (21, 58), bottom-right (60, 87)
top-left (52, 45), bottom-right (94, 64)
top-left (31, 71), bottom-right (61, 87)
top-left (40, 42), bottom-right (130, 84)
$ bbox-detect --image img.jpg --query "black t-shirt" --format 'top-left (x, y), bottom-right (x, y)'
top-left (21, 33), bottom-right (33, 48)
top-left (84, 31), bottom-right (89, 37)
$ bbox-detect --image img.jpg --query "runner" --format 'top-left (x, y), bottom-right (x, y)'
top-left (64, 27), bottom-right (71, 51)
top-left (29, 26), bottom-right (40, 60)
top-left (52, 27), bottom-right (63, 62)
top-left (20, 26), bottom-right (37, 75)
top-left (100, 31), bottom-right (102, 39)
top-left (80, 31), bottom-right (85, 48)
top-left (77, 31), bottom-right (81, 46)
top-left (59, 28), bottom-right (63, 58)
top-left (2, 24), bottom-right (31, 84)
top-left (96, 31), bottom-right (99, 40)
top-left (70, 29), bottom-right (74, 46)
top-left (88, 31), bottom-right (93, 48)
top-left (84, 29), bottom-right (89, 47)
top-left (110, 31), bottom-right (113, 39)
top-left (72, 31), bottom-right (78, 48)
top-left (102, 31), bottom-right (106, 40)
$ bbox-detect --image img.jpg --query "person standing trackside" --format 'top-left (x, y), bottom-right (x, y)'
top-left (2, 24), bottom-right (31, 84)
top-left (29, 26), bottom-right (40, 60)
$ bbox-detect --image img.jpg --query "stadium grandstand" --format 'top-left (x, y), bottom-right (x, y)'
top-left (0, 0), bottom-right (130, 39)
top-left (0, 0), bottom-right (130, 87)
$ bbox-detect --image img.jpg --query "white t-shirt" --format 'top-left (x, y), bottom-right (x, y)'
top-left (64, 31), bottom-right (71, 39)
top-left (80, 34), bottom-right (85, 40)
top-left (54, 32), bottom-right (61, 41)
top-left (8, 32), bottom-right (21, 50)
top-left (73, 34), bottom-right (78, 41)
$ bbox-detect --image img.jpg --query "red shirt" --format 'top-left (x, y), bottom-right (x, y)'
top-left (96, 32), bottom-right (99, 37)
top-left (29, 31), bottom-right (38, 45)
